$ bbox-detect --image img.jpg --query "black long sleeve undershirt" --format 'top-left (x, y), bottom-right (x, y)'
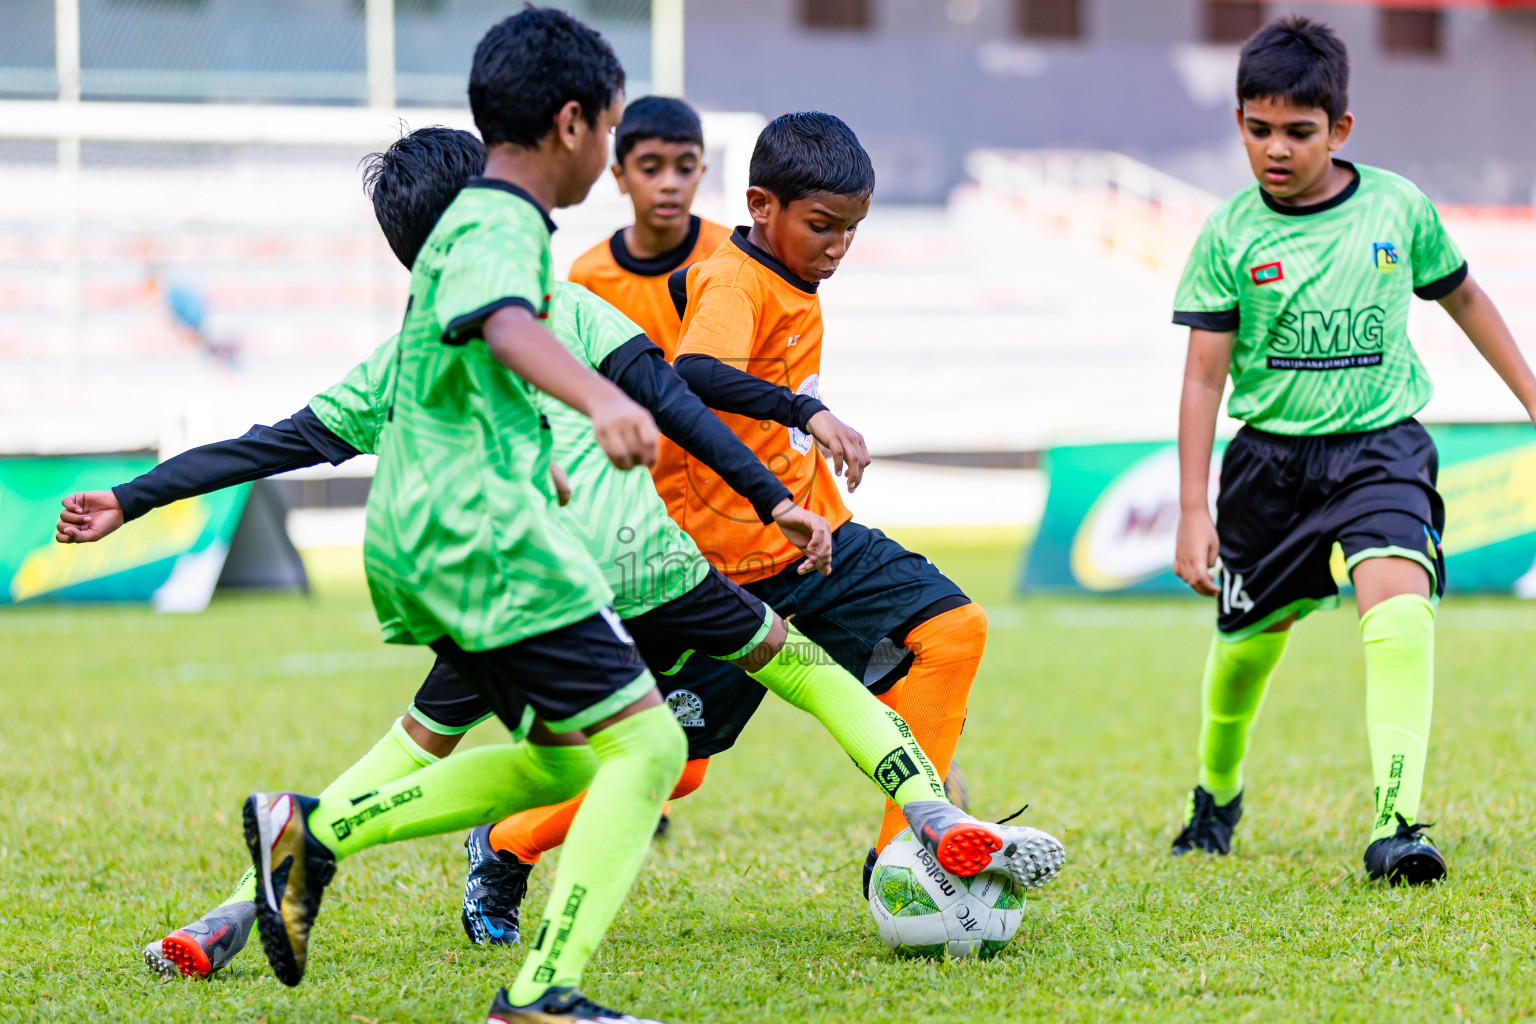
top-left (112, 407), bottom-right (359, 522)
top-left (672, 352), bottom-right (829, 431)
top-left (599, 336), bottom-right (791, 524)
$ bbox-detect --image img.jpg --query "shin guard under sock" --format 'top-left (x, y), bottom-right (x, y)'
top-left (219, 717), bottom-right (440, 907)
top-left (749, 626), bottom-right (947, 810)
top-left (1361, 594), bottom-right (1435, 842)
top-left (489, 758), bottom-right (710, 865)
top-left (509, 704), bottom-right (686, 1002)
top-left (875, 603), bottom-right (987, 848)
top-left (310, 741), bottom-right (598, 861)
top-left (1197, 629), bottom-right (1289, 806)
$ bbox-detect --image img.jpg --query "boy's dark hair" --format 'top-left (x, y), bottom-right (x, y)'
top-left (362, 127), bottom-right (486, 268)
top-left (1237, 15), bottom-right (1349, 124)
top-left (615, 96), bottom-right (704, 165)
top-left (749, 111), bottom-right (875, 205)
top-left (469, 6), bottom-right (625, 149)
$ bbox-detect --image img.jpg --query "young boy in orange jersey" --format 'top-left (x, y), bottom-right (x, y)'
top-left (568, 96), bottom-right (731, 357)
top-left (665, 110), bottom-right (1030, 893)
top-left (478, 112), bottom-right (1059, 910)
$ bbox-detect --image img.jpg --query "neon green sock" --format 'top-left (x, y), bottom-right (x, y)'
top-left (219, 717), bottom-right (440, 906)
top-left (1362, 593), bottom-right (1435, 842)
top-left (748, 625), bottom-right (946, 806)
top-left (1197, 629), bottom-right (1289, 806)
top-left (509, 704), bottom-right (685, 1003)
top-left (309, 741), bottom-right (598, 861)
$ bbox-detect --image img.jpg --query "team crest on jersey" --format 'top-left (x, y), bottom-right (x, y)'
top-left (787, 374), bottom-right (820, 455)
top-left (1372, 242), bottom-right (1399, 274)
top-left (1250, 261), bottom-right (1283, 286)
top-left (665, 689), bottom-right (705, 728)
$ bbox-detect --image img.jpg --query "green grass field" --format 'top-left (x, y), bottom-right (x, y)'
top-left (5, 532), bottom-right (1536, 1023)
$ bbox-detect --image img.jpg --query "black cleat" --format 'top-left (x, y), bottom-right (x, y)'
top-left (461, 825), bottom-right (532, 946)
top-left (486, 985), bottom-right (668, 1023)
top-left (1171, 786), bottom-right (1243, 856)
top-left (243, 792), bottom-right (336, 986)
top-left (654, 811), bottom-right (671, 839)
top-left (1364, 814), bottom-right (1446, 886)
top-left (860, 846), bottom-right (878, 900)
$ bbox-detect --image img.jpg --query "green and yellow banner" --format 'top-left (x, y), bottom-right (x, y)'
top-left (0, 455), bottom-right (248, 610)
top-left (1021, 424), bottom-right (1536, 595)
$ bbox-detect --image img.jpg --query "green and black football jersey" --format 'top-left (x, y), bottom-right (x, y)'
top-left (363, 178), bottom-right (611, 651)
top-left (533, 283), bottom-right (711, 616)
top-left (313, 283), bottom-right (709, 623)
top-left (1173, 161), bottom-right (1467, 435)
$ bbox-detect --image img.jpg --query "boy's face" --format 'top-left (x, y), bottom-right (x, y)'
top-left (1237, 96), bottom-right (1353, 202)
top-left (614, 140), bottom-right (706, 235)
top-left (747, 188), bottom-right (870, 283)
top-left (555, 93), bottom-right (625, 208)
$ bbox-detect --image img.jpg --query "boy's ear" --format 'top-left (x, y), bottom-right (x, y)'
top-left (611, 162), bottom-right (629, 195)
top-left (1328, 111), bottom-right (1354, 152)
top-left (552, 100), bottom-right (586, 153)
top-left (745, 185), bottom-right (775, 226)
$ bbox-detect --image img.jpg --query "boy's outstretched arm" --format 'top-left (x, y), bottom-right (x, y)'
top-left (1438, 276), bottom-right (1536, 425)
top-left (599, 338), bottom-right (832, 574)
top-left (483, 306), bottom-right (659, 470)
top-left (54, 410), bottom-right (357, 544)
top-left (1174, 328), bottom-right (1233, 598)
top-left (672, 353), bottom-right (870, 491)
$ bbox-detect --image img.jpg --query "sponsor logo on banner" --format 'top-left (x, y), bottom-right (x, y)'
top-left (1068, 448), bottom-right (1218, 591)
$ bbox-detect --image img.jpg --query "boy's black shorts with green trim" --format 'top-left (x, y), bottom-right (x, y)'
top-left (426, 608), bottom-right (652, 737)
top-left (744, 520), bottom-right (968, 695)
top-left (1215, 418), bottom-right (1446, 639)
top-left (411, 571), bottom-right (770, 749)
top-left (623, 567), bottom-right (773, 676)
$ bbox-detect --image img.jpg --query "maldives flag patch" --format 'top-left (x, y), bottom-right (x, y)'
top-left (1251, 261), bottom-right (1283, 286)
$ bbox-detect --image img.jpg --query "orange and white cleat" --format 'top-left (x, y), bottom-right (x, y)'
top-left (902, 799), bottom-right (1065, 892)
top-left (142, 900), bottom-right (257, 979)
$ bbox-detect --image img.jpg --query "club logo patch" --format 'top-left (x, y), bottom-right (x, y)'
top-left (873, 748), bottom-right (920, 798)
top-left (1250, 261), bottom-right (1283, 286)
top-left (1372, 242), bottom-right (1399, 274)
top-left (665, 689), bottom-right (705, 728)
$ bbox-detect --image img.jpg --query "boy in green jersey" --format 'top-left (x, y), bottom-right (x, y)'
top-left (1168, 16), bottom-right (1536, 884)
top-left (247, 12), bottom-right (678, 1020)
top-left (62, 127), bottom-right (1057, 990)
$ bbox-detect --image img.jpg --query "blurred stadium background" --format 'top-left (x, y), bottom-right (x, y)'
top-left (3, 0), bottom-right (1535, 605)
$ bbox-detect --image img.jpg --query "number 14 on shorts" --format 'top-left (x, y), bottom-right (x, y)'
top-left (1218, 563), bottom-right (1255, 615)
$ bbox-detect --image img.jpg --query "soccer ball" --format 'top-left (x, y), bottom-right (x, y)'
top-left (868, 828), bottom-right (1024, 960)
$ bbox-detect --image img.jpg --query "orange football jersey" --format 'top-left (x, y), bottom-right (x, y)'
top-left (567, 215), bottom-right (731, 358)
top-left (662, 227), bottom-right (853, 584)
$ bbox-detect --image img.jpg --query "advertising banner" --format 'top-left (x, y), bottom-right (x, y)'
top-left (1021, 424), bottom-right (1536, 596)
top-left (0, 455), bottom-right (249, 611)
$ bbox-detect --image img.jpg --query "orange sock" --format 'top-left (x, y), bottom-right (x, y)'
top-left (489, 757), bottom-right (710, 864)
top-left (874, 602), bottom-right (987, 850)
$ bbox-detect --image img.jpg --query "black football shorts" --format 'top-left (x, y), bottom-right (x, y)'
top-left (1214, 418), bottom-right (1445, 639)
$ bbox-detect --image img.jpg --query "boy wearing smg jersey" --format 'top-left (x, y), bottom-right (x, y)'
top-left (1168, 17), bottom-right (1536, 885)
top-left (663, 111), bottom-right (1062, 894)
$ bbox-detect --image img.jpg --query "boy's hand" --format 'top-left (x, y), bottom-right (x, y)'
top-left (771, 498), bottom-right (833, 576)
top-left (1174, 510), bottom-right (1221, 598)
top-left (806, 410), bottom-right (870, 493)
top-left (589, 394), bottom-right (659, 471)
top-left (56, 491), bottom-right (125, 544)
top-left (550, 464), bottom-right (572, 507)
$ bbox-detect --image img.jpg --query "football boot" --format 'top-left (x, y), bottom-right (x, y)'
top-left (243, 791), bottom-right (335, 986)
top-left (901, 799), bottom-right (1065, 891)
top-left (1171, 786), bottom-right (1243, 857)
